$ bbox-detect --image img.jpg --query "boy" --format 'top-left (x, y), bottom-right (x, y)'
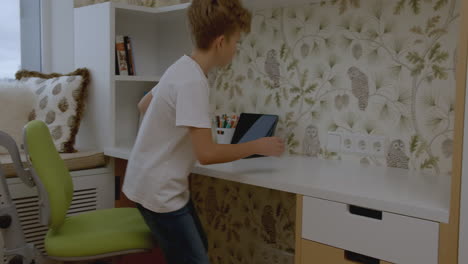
top-left (122, 0), bottom-right (285, 263)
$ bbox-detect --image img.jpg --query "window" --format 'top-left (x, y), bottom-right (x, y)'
top-left (0, 0), bottom-right (21, 79)
top-left (0, 0), bottom-right (41, 80)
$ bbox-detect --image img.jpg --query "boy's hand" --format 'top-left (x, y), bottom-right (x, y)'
top-left (253, 137), bottom-right (285, 157)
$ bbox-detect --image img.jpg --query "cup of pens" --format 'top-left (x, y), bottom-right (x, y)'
top-left (215, 114), bottom-right (238, 144)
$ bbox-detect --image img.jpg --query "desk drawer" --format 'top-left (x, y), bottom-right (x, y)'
top-left (302, 196), bottom-right (439, 264)
top-left (301, 239), bottom-right (392, 264)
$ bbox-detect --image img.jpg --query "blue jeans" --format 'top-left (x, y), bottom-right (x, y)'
top-left (136, 200), bottom-right (210, 264)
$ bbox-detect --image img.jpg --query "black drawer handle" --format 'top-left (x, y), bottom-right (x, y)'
top-left (344, 250), bottom-right (380, 264)
top-left (115, 176), bottom-right (121, 201)
top-left (348, 205), bottom-right (382, 220)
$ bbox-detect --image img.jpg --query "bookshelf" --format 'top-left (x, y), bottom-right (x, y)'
top-left (73, 0), bottom-right (326, 158)
top-left (74, 2), bottom-right (192, 157)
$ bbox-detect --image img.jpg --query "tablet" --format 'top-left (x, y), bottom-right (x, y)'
top-left (231, 113), bottom-right (279, 158)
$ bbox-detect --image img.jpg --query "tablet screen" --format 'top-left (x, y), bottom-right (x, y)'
top-left (231, 113), bottom-right (278, 144)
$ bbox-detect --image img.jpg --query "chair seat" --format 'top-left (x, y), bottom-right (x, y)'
top-left (45, 207), bottom-right (154, 258)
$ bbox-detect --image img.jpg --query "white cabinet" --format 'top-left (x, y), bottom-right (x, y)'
top-left (300, 239), bottom-right (393, 264)
top-left (302, 196), bottom-right (439, 264)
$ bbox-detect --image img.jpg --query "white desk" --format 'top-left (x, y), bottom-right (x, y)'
top-left (193, 156), bottom-right (450, 223)
top-left (193, 156), bottom-right (448, 264)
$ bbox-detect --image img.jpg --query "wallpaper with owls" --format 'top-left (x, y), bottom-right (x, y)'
top-left (205, 0), bottom-right (459, 262)
top-left (190, 174), bottom-right (296, 264)
top-left (76, 1), bottom-right (460, 264)
top-left (211, 0), bottom-right (459, 177)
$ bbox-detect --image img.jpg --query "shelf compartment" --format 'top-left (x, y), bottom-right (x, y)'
top-left (114, 81), bottom-right (155, 151)
top-left (114, 75), bottom-right (160, 82)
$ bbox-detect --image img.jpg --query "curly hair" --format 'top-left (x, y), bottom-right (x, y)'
top-left (187, 0), bottom-right (252, 50)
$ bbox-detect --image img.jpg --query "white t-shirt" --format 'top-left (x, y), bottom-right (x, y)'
top-left (122, 55), bottom-right (211, 213)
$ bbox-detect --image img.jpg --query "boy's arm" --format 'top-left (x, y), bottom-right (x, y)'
top-left (189, 127), bottom-right (284, 165)
top-left (138, 92), bottom-right (153, 115)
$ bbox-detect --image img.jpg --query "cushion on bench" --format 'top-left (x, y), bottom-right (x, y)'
top-left (0, 150), bottom-right (107, 178)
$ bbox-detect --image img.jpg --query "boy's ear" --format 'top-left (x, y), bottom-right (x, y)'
top-left (213, 35), bottom-right (225, 50)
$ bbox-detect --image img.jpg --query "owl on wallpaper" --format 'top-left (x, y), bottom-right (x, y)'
top-left (386, 139), bottom-right (410, 169)
top-left (347, 66), bottom-right (369, 111)
top-left (303, 125), bottom-right (320, 157)
top-left (352, 43), bottom-right (363, 60)
top-left (265, 49), bottom-right (281, 89)
top-left (261, 205), bottom-right (277, 244)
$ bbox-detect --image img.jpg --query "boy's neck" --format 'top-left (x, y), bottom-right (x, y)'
top-left (190, 49), bottom-right (217, 77)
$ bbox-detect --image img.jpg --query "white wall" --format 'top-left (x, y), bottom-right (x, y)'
top-left (41, 0), bottom-right (74, 74)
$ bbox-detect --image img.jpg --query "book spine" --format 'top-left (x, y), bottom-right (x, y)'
top-left (125, 36), bottom-right (135, 76)
top-left (123, 36), bottom-right (132, 75)
top-left (115, 35), bottom-right (129, 76)
top-left (115, 48), bottom-right (119, 75)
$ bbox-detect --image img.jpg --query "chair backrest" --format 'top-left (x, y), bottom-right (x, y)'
top-left (23, 120), bottom-right (73, 230)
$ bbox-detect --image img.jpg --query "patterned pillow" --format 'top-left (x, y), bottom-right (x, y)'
top-left (15, 69), bottom-right (90, 153)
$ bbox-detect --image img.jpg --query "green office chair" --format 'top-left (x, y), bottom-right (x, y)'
top-left (0, 120), bottom-right (154, 263)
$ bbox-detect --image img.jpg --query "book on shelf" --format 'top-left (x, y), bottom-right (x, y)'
top-left (115, 49), bottom-right (119, 75)
top-left (124, 36), bottom-right (135, 76)
top-left (115, 35), bottom-right (129, 76)
top-left (115, 35), bottom-right (136, 76)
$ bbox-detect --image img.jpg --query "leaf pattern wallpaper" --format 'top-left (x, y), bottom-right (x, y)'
top-left (76, 0), bottom-right (460, 263)
top-left (190, 174), bottom-right (296, 264)
top-left (211, 0), bottom-right (459, 176)
top-left (205, 1), bottom-right (459, 261)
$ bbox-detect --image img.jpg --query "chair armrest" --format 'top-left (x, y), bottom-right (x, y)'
top-left (0, 131), bottom-right (34, 187)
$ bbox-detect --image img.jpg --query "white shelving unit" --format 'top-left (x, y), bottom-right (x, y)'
top-left (74, 0), bottom-right (323, 159)
top-left (74, 2), bottom-right (192, 157)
